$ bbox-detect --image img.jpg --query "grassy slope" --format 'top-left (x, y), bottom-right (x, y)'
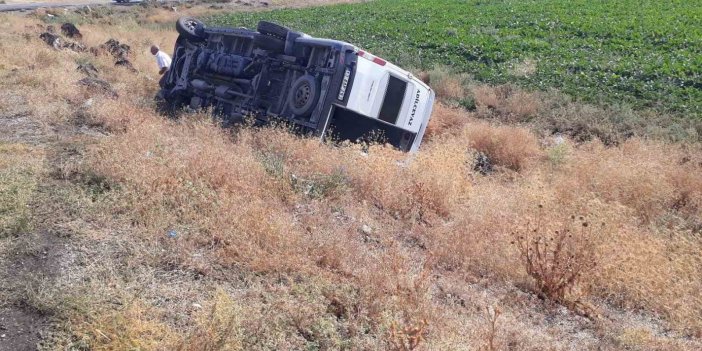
top-left (1, 2), bottom-right (701, 350)
top-left (211, 0), bottom-right (702, 117)
top-left (0, 144), bottom-right (41, 242)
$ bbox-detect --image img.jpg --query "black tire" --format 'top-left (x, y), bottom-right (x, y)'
top-left (253, 33), bottom-right (285, 53)
top-left (288, 75), bottom-right (320, 117)
top-left (176, 17), bottom-right (206, 41)
top-left (257, 21), bottom-right (289, 39)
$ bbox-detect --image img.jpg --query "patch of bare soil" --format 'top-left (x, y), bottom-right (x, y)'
top-left (0, 309), bottom-right (48, 351)
top-left (0, 94), bottom-right (46, 145)
top-left (0, 97), bottom-right (76, 351)
top-left (0, 230), bottom-right (62, 351)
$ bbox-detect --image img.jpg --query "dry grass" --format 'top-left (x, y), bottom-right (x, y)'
top-left (472, 84), bottom-right (542, 122)
top-left (423, 104), bottom-right (467, 139)
top-left (464, 121), bottom-right (542, 171)
top-left (176, 290), bottom-right (245, 351)
top-left (513, 209), bottom-right (601, 304)
top-left (0, 144), bottom-right (43, 238)
top-left (419, 67), bottom-right (702, 144)
top-left (72, 300), bottom-right (181, 350)
top-left (424, 66), bottom-right (468, 101)
top-left (1, 7), bottom-right (702, 351)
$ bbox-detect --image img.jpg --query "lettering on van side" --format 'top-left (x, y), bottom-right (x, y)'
top-left (337, 69), bottom-right (351, 101)
top-left (408, 89), bottom-right (421, 126)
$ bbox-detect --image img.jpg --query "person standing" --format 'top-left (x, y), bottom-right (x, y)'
top-left (150, 45), bottom-right (172, 75)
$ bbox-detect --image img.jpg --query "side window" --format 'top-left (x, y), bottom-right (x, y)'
top-left (378, 75), bottom-right (407, 124)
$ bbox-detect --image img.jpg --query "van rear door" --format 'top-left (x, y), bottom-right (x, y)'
top-left (344, 54), bottom-right (389, 118)
top-left (330, 49), bottom-right (435, 151)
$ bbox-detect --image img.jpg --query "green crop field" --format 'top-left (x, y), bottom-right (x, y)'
top-left (209, 0), bottom-right (702, 118)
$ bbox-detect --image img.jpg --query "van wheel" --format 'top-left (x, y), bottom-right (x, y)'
top-left (176, 17), bottom-right (206, 41)
top-left (288, 75), bottom-right (320, 117)
top-left (253, 33), bottom-right (285, 53)
top-left (257, 21), bottom-right (289, 40)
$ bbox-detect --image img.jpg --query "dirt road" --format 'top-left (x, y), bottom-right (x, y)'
top-left (0, 0), bottom-right (140, 12)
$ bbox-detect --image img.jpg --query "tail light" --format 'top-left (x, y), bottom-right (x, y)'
top-left (357, 50), bottom-right (386, 66)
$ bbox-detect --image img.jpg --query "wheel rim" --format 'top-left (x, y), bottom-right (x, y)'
top-left (184, 20), bottom-right (197, 32)
top-left (294, 82), bottom-right (311, 109)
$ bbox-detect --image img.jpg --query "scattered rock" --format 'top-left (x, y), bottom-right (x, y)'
top-left (78, 77), bottom-right (118, 98)
top-left (63, 41), bottom-right (86, 52)
top-left (77, 63), bottom-right (99, 77)
top-left (99, 38), bottom-right (131, 60)
top-left (60, 23), bottom-right (82, 39)
top-left (91, 39), bottom-right (137, 73)
top-left (39, 32), bottom-right (61, 49)
top-left (39, 32), bottom-right (85, 52)
top-left (170, 6), bottom-right (177, 12)
top-left (361, 224), bottom-right (372, 235)
top-left (115, 58), bottom-right (137, 72)
top-left (192, 303), bottom-right (202, 309)
top-left (474, 151), bottom-right (493, 175)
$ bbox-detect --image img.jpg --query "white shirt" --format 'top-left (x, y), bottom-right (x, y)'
top-left (155, 50), bottom-right (172, 70)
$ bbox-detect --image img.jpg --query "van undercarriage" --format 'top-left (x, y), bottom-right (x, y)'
top-left (157, 18), bottom-right (434, 152)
